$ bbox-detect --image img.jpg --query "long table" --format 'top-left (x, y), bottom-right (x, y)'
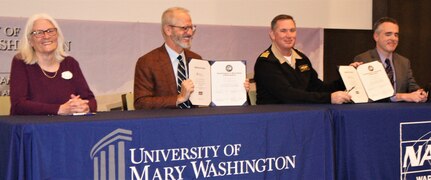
top-left (1, 103), bottom-right (431, 180)
top-left (0, 105), bottom-right (334, 180)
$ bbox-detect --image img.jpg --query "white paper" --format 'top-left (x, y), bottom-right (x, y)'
top-left (356, 61), bottom-right (394, 101)
top-left (188, 59), bottom-right (212, 106)
top-left (338, 66), bottom-right (369, 103)
top-left (210, 61), bottom-right (247, 106)
top-left (189, 59), bottom-right (247, 106)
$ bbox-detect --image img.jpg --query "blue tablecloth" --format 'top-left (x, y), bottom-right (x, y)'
top-left (0, 105), bottom-right (334, 180)
top-left (331, 103), bottom-right (431, 180)
top-left (3, 103), bottom-right (431, 180)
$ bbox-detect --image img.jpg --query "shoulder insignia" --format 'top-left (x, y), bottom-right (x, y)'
top-left (260, 51), bottom-right (270, 58)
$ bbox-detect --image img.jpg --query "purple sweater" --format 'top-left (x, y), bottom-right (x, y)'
top-left (10, 56), bottom-right (97, 115)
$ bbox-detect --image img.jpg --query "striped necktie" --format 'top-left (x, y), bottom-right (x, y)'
top-left (385, 58), bottom-right (394, 86)
top-left (177, 55), bottom-right (191, 109)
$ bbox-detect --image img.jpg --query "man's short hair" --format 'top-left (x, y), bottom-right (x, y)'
top-left (373, 17), bottom-right (398, 33)
top-left (161, 7), bottom-right (190, 38)
top-left (271, 14), bottom-right (295, 30)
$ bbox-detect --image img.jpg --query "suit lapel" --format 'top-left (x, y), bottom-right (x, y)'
top-left (160, 45), bottom-right (178, 93)
top-left (370, 49), bottom-right (381, 62)
top-left (392, 53), bottom-right (402, 92)
top-left (184, 49), bottom-right (193, 68)
top-left (372, 48), bottom-right (401, 91)
top-left (277, 54), bottom-right (304, 86)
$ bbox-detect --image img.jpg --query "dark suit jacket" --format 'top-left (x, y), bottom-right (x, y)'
top-left (134, 44), bottom-right (202, 109)
top-left (254, 46), bottom-right (344, 104)
top-left (427, 83), bottom-right (431, 102)
top-left (353, 49), bottom-right (420, 93)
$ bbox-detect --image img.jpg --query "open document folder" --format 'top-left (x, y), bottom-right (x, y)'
top-left (188, 59), bottom-right (247, 106)
top-left (339, 61), bottom-right (394, 103)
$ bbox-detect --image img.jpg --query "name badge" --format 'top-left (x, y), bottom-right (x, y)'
top-left (299, 64), bottom-right (310, 72)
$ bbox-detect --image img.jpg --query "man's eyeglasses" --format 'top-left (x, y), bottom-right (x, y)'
top-left (169, 25), bottom-right (197, 32)
top-left (30, 28), bottom-right (58, 38)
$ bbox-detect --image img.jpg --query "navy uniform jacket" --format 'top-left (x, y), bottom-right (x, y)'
top-left (254, 45), bottom-right (344, 104)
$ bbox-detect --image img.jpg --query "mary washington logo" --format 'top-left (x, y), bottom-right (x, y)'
top-left (91, 128), bottom-right (132, 180)
top-left (91, 129), bottom-right (296, 180)
top-left (400, 121), bottom-right (431, 180)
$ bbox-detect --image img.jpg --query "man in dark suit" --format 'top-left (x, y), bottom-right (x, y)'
top-left (354, 17), bottom-right (428, 103)
top-left (254, 14), bottom-right (353, 104)
top-left (134, 7), bottom-right (201, 109)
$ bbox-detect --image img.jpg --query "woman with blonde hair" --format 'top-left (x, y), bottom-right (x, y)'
top-left (10, 13), bottom-right (96, 115)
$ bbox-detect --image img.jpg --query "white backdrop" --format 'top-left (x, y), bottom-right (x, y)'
top-left (0, 0), bottom-right (372, 29)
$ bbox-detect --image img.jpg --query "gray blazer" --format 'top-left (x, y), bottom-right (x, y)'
top-left (353, 49), bottom-right (420, 93)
